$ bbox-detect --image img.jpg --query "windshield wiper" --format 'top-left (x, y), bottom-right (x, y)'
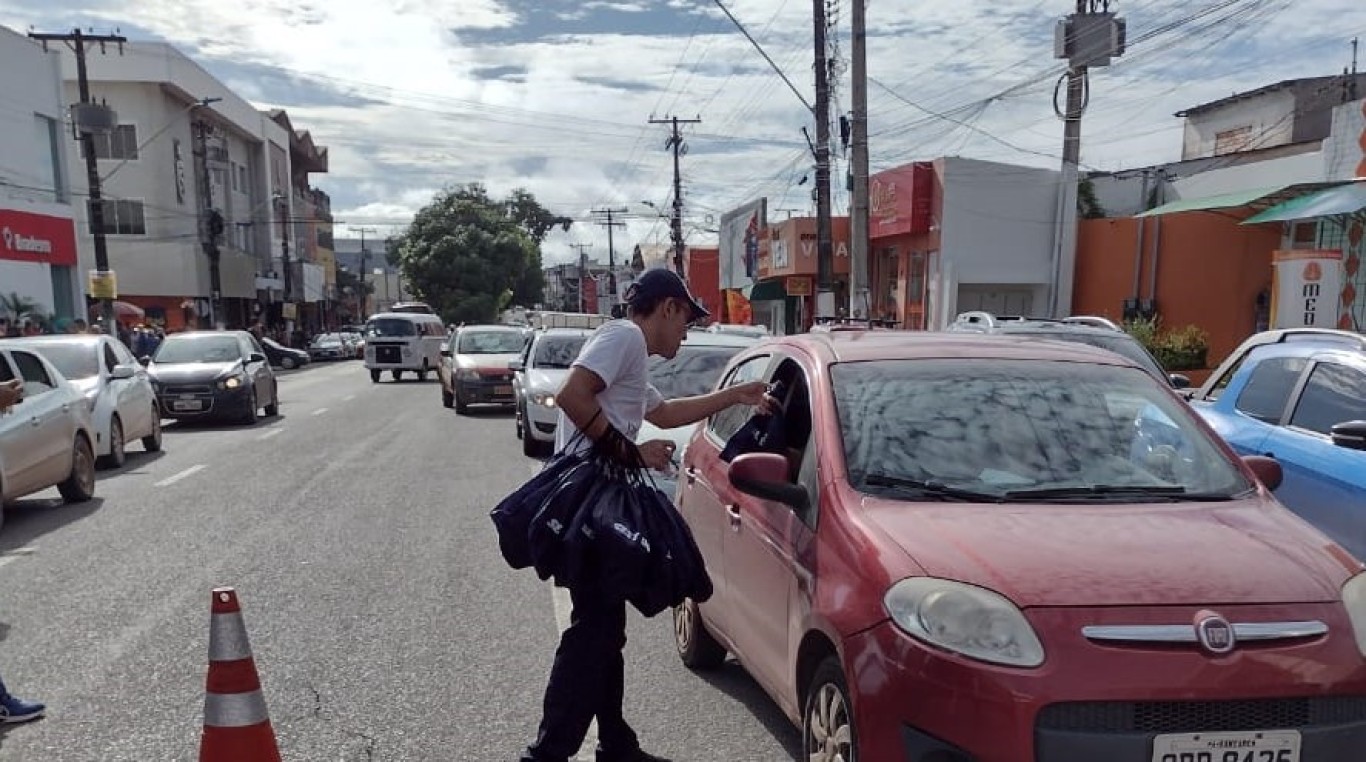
top-left (863, 473), bottom-right (1006, 503)
top-left (1004, 484), bottom-right (1235, 502)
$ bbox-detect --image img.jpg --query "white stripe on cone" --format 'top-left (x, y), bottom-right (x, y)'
top-left (204, 689), bottom-right (271, 728)
top-left (208, 613), bottom-right (254, 662)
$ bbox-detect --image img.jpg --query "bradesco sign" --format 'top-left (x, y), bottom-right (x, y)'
top-left (0, 207), bottom-right (78, 267)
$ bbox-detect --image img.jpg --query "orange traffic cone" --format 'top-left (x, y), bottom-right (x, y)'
top-left (199, 587), bottom-right (282, 762)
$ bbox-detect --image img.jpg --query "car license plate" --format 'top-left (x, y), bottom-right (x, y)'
top-left (172, 399), bottom-right (203, 412)
top-left (1152, 730), bottom-right (1300, 762)
top-left (495, 385), bottom-right (512, 395)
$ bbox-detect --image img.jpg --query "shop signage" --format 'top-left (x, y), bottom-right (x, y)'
top-left (785, 276), bottom-right (813, 296)
top-left (1271, 249), bottom-right (1342, 329)
top-left (0, 207), bottom-right (78, 266)
top-left (870, 162), bottom-right (934, 238)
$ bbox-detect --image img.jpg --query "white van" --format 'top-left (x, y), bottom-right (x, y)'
top-left (363, 312), bottom-right (446, 382)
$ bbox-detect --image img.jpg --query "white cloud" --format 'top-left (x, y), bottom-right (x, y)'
top-left (3, 0), bottom-right (1364, 267)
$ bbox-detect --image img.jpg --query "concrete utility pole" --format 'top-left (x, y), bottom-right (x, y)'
top-left (569, 243), bottom-right (593, 312)
top-left (29, 29), bottom-right (126, 330)
top-left (592, 208), bottom-right (627, 310)
top-left (276, 194), bottom-right (293, 332)
top-left (811, 0), bottom-right (834, 313)
top-left (355, 226), bottom-right (378, 319)
top-left (849, 0), bottom-right (871, 320)
top-left (1050, 0), bottom-right (1125, 317)
top-left (194, 120), bottom-right (227, 328)
top-left (649, 116), bottom-right (701, 275)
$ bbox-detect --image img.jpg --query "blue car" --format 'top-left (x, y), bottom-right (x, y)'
top-left (1188, 328), bottom-right (1366, 559)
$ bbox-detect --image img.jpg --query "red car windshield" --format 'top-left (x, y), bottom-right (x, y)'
top-left (831, 359), bottom-right (1251, 502)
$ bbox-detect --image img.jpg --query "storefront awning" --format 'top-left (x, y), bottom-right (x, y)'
top-left (1135, 187), bottom-right (1288, 218)
top-left (1241, 181), bottom-right (1366, 225)
top-left (743, 279), bottom-right (788, 302)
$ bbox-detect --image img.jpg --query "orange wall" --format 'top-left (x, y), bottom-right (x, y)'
top-left (1073, 215), bottom-right (1282, 370)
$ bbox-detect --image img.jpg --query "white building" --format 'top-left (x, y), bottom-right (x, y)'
top-left (52, 41), bottom-right (298, 330)
top-left (0, 27), bottom-right (81, 328)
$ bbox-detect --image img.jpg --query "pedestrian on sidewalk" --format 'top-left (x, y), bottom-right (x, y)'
top-left (0, 381), bottom-right (49, 726)
top-left (518, 269), bottom-right (774, 762)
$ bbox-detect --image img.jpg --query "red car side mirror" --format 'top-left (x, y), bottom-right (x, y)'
top-left (729, 453), bottom-right (808, 510)
top-left (1241, 455), bottom-right (1283, 492)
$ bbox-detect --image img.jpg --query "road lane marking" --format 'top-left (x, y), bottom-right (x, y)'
top-left (312, 408), bottom-right (329, 416)
top-left (0, 547), bottom-right (37, 570)
top-left (257, 429), bottom-right (283, 441)
top-left (343, 395), bottom-right (356, 402)
top-left (155, 465), bottom-right (206, 487)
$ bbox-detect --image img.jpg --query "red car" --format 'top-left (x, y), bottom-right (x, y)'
top-left (672, 331), bottom-right (1366, 762)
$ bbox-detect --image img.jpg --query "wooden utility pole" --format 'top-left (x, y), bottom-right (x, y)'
top-left (592, 209), bottom-right (627, 311)
top-left (849, 0), bottom-right (870, 320)
top-left (649, 116), bottom-right (701, 274)
top-left (811, 0), bottom-right (834, 312)
top-left (29, 29), bottom-right (126, 329)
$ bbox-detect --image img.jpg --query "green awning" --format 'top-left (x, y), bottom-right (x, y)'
top-left (745, 279), bottom-right (788, 301)
top-left (1241, 181), bottom-right (1366, 225)
top-left (1136, 186), bottom-right (1287, 217)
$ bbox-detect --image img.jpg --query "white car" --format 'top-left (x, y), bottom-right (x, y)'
top-left (3, 335), bottom-right (161, 468)
top-left (636, 330), bottom-right (763, 498)
top-left (512, 328), bottom-right (593, 457)
top-left (0, 344), bottom-right (98, 532)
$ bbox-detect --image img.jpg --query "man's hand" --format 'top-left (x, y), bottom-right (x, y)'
top-left (0, 379), bottom-right (22, 412)
top-left (637, 439), bottom-right (677, 471)
top-left (729, 381), bottom-right (779, 416)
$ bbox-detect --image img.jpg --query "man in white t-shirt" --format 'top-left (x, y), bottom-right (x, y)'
top-left (521, 269), bottom-right (772, 762)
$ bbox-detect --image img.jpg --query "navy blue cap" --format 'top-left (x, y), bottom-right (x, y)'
top-left (623, 268), bottom-right (710, 321)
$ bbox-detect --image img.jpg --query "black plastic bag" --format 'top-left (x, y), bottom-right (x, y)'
top-left (490, 451), bottom-right (587, 569)
top-left (629, 479), bottom-right (713, 617)
top-left (720, 380), bottom-right (789, 463)
top-left (529, 458), bottom-right (606, 583)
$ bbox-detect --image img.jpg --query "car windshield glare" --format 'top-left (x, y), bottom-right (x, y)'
top-left (459, 331), bottom-right (525, 354)
top-left (1012, 331), bottom-right (1167, 380)
top-left (534, 336), bottom-right (588, 369)
top-left (365, 319), bottom-right (417, 338)
top-left (23, 342), bottom-right (100, 380)
top-left (648, 346), bottom-right (745, 399)
top-left (153, 336), bottom-right (241, 364)
top-left (832, 359), bottom-right (1252, 503)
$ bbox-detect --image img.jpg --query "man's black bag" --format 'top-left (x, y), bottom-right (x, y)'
top-left (490, 451), bottom-right (588, 569)
top-left (720, 380), bottom-right (788, 463)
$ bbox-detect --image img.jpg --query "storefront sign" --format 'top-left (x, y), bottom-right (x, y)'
top-left (0, 207), bottom-right (78, 266)
top-left (88, 269), bottom-right (118, 299)
top-left (719, 198), bottom-right (767, 290)
top-left (870, 162), bottom-right (934, 238)
top-left (785, 276), bottom-right (813, 296)
top-left (1271, 249), bottom-right (1342, 329)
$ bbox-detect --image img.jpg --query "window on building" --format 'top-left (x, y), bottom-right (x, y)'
top-left (83, 124), bottom-right (139, 160)
top-left (87, 199), bottom-right (147, 235)
top-left (238, 165), bottom-right (248, 192)
top-left (1213, 125), bottom-right (1253, 156)
top-left (33, 114), bottom-right (67, 203)
top-left (1318, 219), bottom-right (1347, 250)
top-left (230, 161), bottom-right (239, 192)
top-left (212, 168), bottom-right (225, 188)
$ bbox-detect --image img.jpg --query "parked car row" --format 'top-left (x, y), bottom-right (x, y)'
top-left (0, 330), bottom-right (284, 533)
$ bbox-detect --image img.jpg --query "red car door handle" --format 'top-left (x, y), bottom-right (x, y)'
top-left (685, 466), bottom-right (697, 485)
top-left (726, 504), bottom-right (741, 529)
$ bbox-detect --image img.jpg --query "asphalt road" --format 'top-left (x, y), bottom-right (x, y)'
top-left (0, 361), bottom-right (799, 761)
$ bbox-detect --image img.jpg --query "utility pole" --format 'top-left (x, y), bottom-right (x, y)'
top-left (811, 0), bottom-right (834, 315)
top-left (30, 29), bottom-right (126, 331)
top-left (194, 119), bottom-right (226, 328)
top-left (1049, 0), bottom-right (1124, 318)
top-left (569, 243), bottom-right (593, 313)
top-left (649, 116), bottom-right (702, 274)
top-left (849, 0), bottom-right (870, 321)
top-left (355, 226), bottom-right (378, 319)
top-left (275, 194), bottom-right (294, 335)
top-left (592, 208), bottom-right (627, 311)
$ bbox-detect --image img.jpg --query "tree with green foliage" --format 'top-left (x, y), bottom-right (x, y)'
top-left (389, 184), bottom-right (569, 325)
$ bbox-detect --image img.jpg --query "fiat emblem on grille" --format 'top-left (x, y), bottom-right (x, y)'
top-left (1195, 611), bottom-right (1236, 655)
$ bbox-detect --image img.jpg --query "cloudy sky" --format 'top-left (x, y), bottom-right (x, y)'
top-left (1, 0), bottom-right (1363, 264)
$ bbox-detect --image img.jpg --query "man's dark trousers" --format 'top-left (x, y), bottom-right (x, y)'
top-left (522, 580), bottom-right (639, 762)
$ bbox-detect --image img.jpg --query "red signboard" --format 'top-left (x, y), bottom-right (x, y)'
top-left (0, 207), bottom-right (79, 267)
top-left (869, 162), bottom-right (934, 239)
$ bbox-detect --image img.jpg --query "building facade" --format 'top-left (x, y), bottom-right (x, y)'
top-left (0, 27), bottom-right (81, 328)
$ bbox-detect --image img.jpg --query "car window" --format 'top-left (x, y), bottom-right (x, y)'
top-left (1289, 362), bottom-right (1366, 436)
top-left (113, 341), bottom-right (137, 367)
top-left (1234, 357), bottom-right (1307, 424)
top-left (532, 335), bottom-right (588, 369)
top-left (12, 351), bottom-right (56, 396)
top-left (1206, 354), bottom-right (1246, 401)
top-left (0, 353), bottom-right (15, 382)
top-left (154, 336), bottom-right (242, 364)
top-left (103, 342), bottom-right (120, 373)
top-left (14, 341), bottom-right (100, 380)
top-left (707, 355), bottom-right (769, 442)
top-left (365, 318), bottom-right (417, 338)
top-left (1010, 330), bottom-right (1167, 381)
top-left (458, 330), bottom-right (525, 354)
top-left (832, 359), bottom-right (1251, 501)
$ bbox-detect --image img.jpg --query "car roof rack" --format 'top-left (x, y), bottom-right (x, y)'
top-left (1061, 315), bottom-right (1123, 331)
top-left (1272, 327), bottom-right (1366, 351)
